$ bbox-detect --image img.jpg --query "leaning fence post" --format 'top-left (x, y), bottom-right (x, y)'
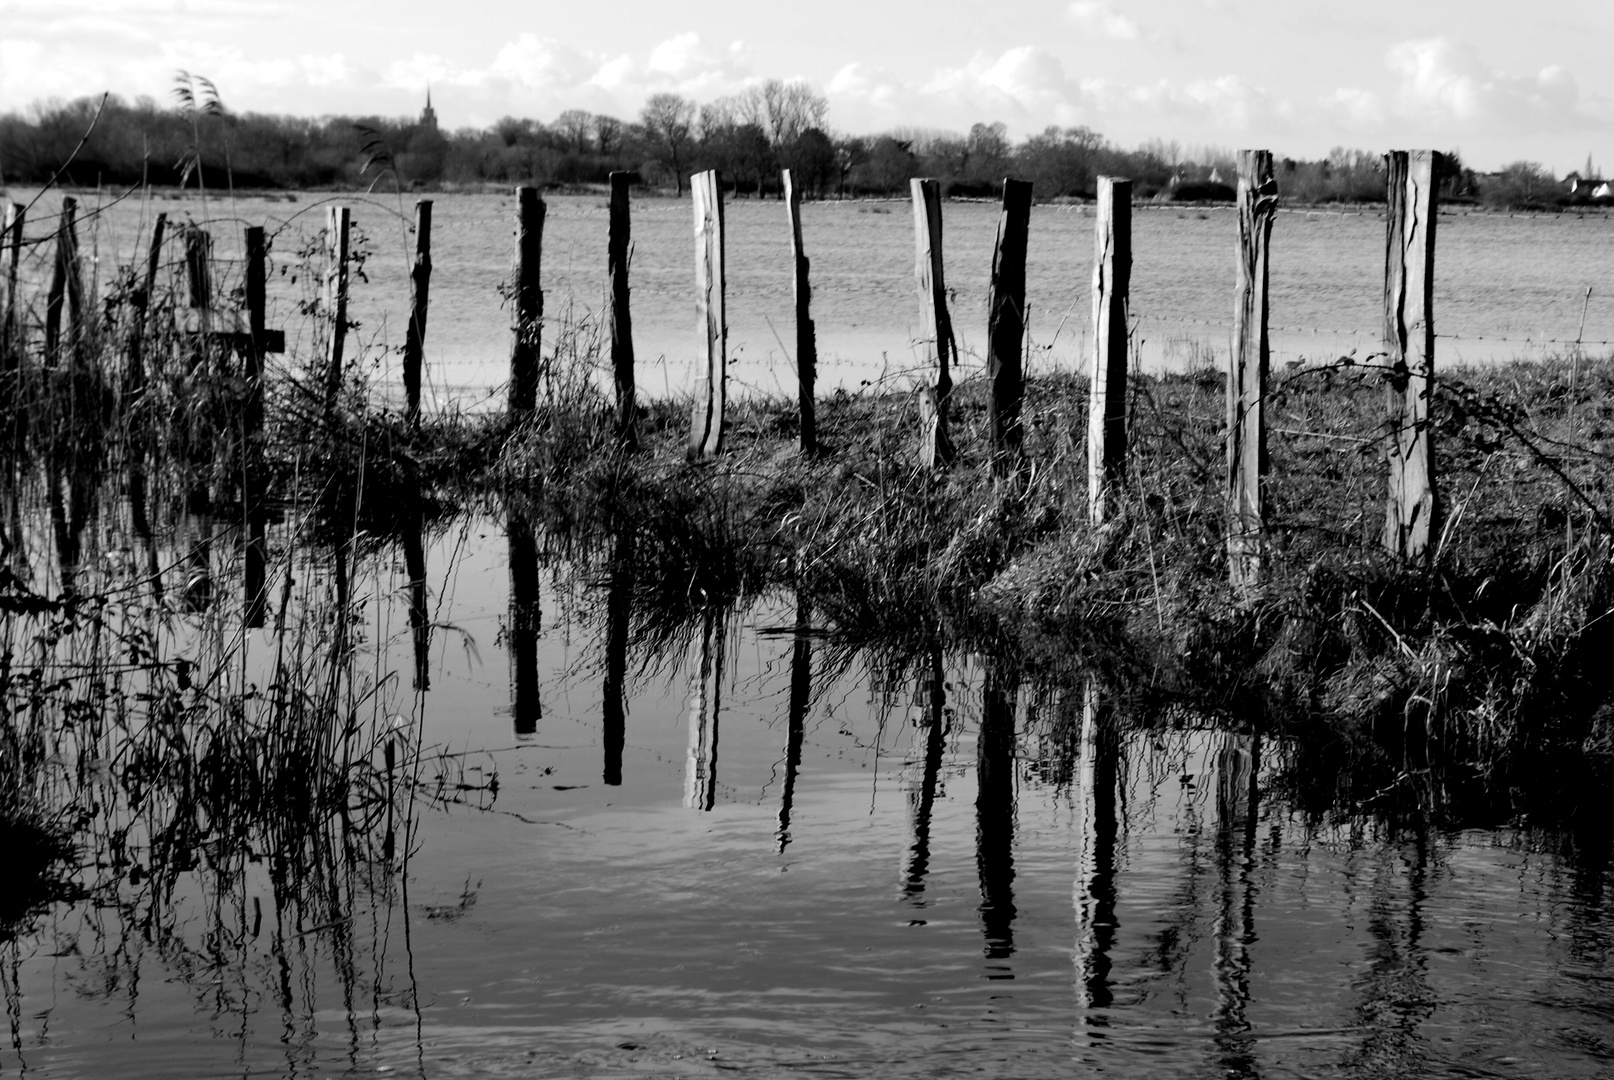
top-left (1088, 176), bottom-right (1131, 523)
top-left (45, 197), bottom-right (83, 367)
top-left (1383, 150), bottom-right (1441, 564)
top-left (988, 178), bottom-right (1033, 476)
top-left (783, 168), bottom-right (818, 455)
top-left (124, 211), bottom-right (166, 398)
top-left (182, 225), bottom-right (213, 377)
top-left (608, 172), bottom-right (637, 449)
top-left (2, 203), bottom-right (23, 372)
top-left (403, 199), bottom-right (432, 428)
top-left (912, 178), bottom-right (955, 468)
top-left (1228, 150), bottom-right (1278, 592)
top-left (323, 206), bottom-right (350, 414)
top-left (509, 186), bottom-right (545, 420)
top-left (688, 170), bottom-right (727, 459)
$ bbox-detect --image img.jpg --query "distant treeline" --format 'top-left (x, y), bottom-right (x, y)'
top-left (0, 85), bottom-right (1601, 209)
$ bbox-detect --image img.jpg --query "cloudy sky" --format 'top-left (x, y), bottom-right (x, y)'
top-left (2, 0), bottom-right (1610, 172)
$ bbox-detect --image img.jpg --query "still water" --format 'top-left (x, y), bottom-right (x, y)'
top-left (5, 506), bottom-right (1614, 1078)
top-left (12, 187), bottom-right (1614, 402)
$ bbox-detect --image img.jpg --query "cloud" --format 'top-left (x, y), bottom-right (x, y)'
top-left (1067, 1), bottom-right (1143, 41)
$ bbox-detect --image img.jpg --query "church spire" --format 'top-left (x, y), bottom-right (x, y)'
top-left (420, 85), bottom-right (438, 131)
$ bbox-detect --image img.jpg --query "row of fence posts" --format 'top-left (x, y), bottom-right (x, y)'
top-left (501, 150), bottom-right (1440, 595)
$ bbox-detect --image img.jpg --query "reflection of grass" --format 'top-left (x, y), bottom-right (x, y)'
top-left (495, 346), bottom-right (1614, 820)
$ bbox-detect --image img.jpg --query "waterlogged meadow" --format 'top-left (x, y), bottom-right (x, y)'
top-left (2, 188), bottom-right (1614, 1077)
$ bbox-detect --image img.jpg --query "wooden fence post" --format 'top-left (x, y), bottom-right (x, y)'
top-left (2, 203), bottom-right (23, 371)
top-left (688, 170), bottom-right (726, 459)
top-left (403, 199), bottom-right (432, 427)
top-left (783, 168), bottom-right (818, 456)
top-left (608, 172), bottom-right (637, 449)
top-left (1228, 150), bottom-right (1278, 592)
top-left (182, 225), bottom-right (213, 377)
top-left (509, 186), bottom-right (545, 420)
top-left (323, 206), bottom-right (351, 414)
top-left (912, 178), bottom-right (955, 468)
top-left (988, 178), bottom-right (1034, 476)
top-left (44, 197), bottom-right (83, 366)
top-left (1088, 177), bottom-right (1131, 523)
top-left (242, 225), bottom-right (268, 628)
top-left (1383, 150), bottom-right (1441, 564)
top-left (125, 211), bottom-right (166, 397)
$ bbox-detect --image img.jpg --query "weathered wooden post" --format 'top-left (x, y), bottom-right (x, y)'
top-left (783, 168), bottom-right (818, 455)
top-left (509, 186), bottom-right (545, 420)
top-left (402, 199), bottom-right (432, 427)
top-left (242, 225), bottom-right (268, 628)
top-left (1228, 151), bottom-right (1278, 593)
top-left (1087, 177), bottom-right (1131, 523)
top-left (1, 203), bottom-right (23, 371)
top-left (182, 225), bottom-right (213, 377)
top-left (988, 178), bottom-right (1033, 476)
top-left (44, 197), bottom-right (84, 366)
top-left (125, 212), bottom-right (166, 397)
top-left (323, 205), bottom-right (351, 414)
top-left (912, 178), bottom-right (955, 468)
top-left (689, 170), bottom-right (727, 459)
top-left (607, 172), bottom-right (637, 449)
top-left (508, 506), bottom-right (540, 736)
top-left (1383, 150), bottom-right (1441, 564)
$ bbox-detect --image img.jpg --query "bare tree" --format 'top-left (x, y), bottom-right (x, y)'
top-left (593, 114), bottom-right (622, 157)
top-left (640, 92), bottom-right (696, 194)
top-left (555, 109), bottom-right (592, 154)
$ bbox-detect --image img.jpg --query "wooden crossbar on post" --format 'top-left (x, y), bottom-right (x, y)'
top-left (509, 186), bottom-right (545, 419)
top-left (988, 177), bottom-right (1033, 476)
top-left (608, 172), bottom-right (637, 449)
top-left (782, 168), bottom-right (818, 456)
top-left (688, 169), bottom-right (726, 459)
top-left (44, 196), bottom-right (83, 367)
top-left (1088, 176), bottom-right (1131, 523)
top-left (1228, 150), bottom-right (1278, 593)
top-left (1383, 150), bottom-right (1441, 564)
top-left (403, 199), bottom-right (433, 428)
top-left (1, 203), bottom-right (23, 372)
top-left (323, 206), bottom-right (351, 415)
top-left (912, 178), bottom-right (955, 468)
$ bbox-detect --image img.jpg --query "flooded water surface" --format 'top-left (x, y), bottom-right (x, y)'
top-left (4, 499), bottom-right (1614, 1079)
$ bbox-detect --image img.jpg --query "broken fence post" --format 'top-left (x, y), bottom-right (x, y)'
top-left (783, 168), bottom-right (818, 456)
top-left (1228, 150), bottom-right (1278, 593)
top-left (403, 199), bottom-right (432, 427)
top-left (912, 177), bottom-right (955, 468)
top-left (1087, 176), bottom-right (1131, 523)
top-left (688, 170), bottom-right (726, 459)
top-left (988, 177), bottom-right (1033, 476)
top-left (608, 172), bottom-right (637, 449)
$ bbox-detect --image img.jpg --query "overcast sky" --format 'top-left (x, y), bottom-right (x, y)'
top-left (2, 0), bottom-right (1610, 172)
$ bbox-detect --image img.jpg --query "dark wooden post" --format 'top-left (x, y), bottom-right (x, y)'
top-left (1, 203), bottom-right (22, 371)
top-left (1087, 177), bottom-right (1131, 523)
top-left (1228, 151), bottom-right (1278, 593)
top-left (402, 199), bottom-right (432, 427)
top-left (242, 226), bottom-right (268, 628)
top-left (508, 507), bottom-right (540, 736)
top-left (182, 225), bottom-right (213, 377)
top-left (509, 187), bottom-right (545, 420)
top-left (1384, 151), bottom-right (1441, 564)
top-left (125, 211), bottom-right (166, 397)
top-left (323, 205), bottom-right (351, 414)
top-left (44, 197), bottom-right (83, 366)
top-left (688, 170), bottom-right (727, 459)
top-left (783, 168), bottom-right (818, 455)
top-left (607, 173), bottom-right (637, 449)
top-left (988, 178), bottom-right (1033, 476)
top-left (912, 178), bottom-right (955, 468)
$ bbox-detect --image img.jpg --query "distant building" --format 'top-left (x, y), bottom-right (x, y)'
top-left (420, 87), bottom-right (439, 132)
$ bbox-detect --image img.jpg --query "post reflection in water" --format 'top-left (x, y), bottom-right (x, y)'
top-left (507, 507), bottom-right (540, 737)
top-left (401, 490), bottom-right (429, 691)
top-left (775, 593), bottom-right (811, 851)
top-left (684, 608), bottom-right (722, 810)
top-left (601, 530), bottom-right (632, 786)
top-left (1211, 731), bottom-right (1261, 1078)
top-left (901, 645), bottom-right (947, 902)
top-left (1348, 829), bottom-right (1434, 1076)
top-left (1075, 679), bottom-right (1119, 1021)
top-left (977, 658), bottom-right (1018, 977)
